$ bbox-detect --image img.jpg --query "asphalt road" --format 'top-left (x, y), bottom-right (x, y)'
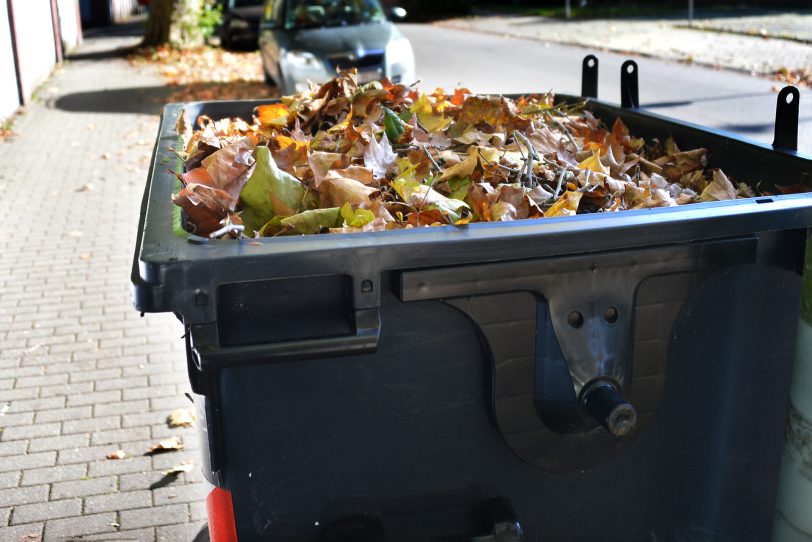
top-left (400, 23), bottom-right (812, 156)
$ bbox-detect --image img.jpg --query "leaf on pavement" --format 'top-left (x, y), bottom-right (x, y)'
top-left (146, 436), bottom-right (185, 455)
top-left (162, 459), bottom-right (195, 477)
top-left (167, 408), bottom-right (196, 428)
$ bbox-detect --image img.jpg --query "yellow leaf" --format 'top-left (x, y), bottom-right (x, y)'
top-left (410, 94), bottom-right (452, 133)
top-left (438, 147), bottom-right (478, 181)
top-left (578, 150), bottom-right (610, 175)
top-left (545, 191), bottom-right (583, 217)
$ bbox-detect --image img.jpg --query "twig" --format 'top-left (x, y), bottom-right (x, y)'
top-left (420, 144), bottom-right (443, 174)
top-left (553, 168), bottom-right (566, 199)
top-left (512, 130), bottom-right (539, 188)
top-left (543, 111), bottom-right (580, 153)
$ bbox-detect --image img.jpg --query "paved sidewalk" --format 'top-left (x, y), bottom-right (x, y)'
top-left (438, 10), bottom-right (812, 75)
top-left (0, 27), bottom-right (207, 542)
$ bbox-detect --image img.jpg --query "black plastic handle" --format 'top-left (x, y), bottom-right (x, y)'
top-left (773, 85), bottom-right (799, 151)
top-left (581, 55), bottom-right (598, 99)
top-left (191, 308), bottom-right (381, 370)
top-left (621, 60), bottom-right (639, 109)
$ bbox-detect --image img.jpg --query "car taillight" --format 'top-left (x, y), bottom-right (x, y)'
top-left (207, 486), bottom-right (238, 542)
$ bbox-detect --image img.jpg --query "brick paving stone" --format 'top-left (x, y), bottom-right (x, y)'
top-left (119, 503), bottom-right (188, 530)
top-left (0, 411), bottom-right (36, 428)
top-left (157, 521), bottom-right (208, 541)
top-left (7, 396), bottom-right (66, 413)
top-left (94, 399), bottom-right (150, 417)
top-left (1, 423), bottom-right (61, 441)
top-left (122, 384), bottom-right (177, 402)
top-left (87, 456), bottom-right (152, 478)
top-left (43, 512), bottom-right (118, 539)
top-left (152, 483), bottom-right (206, 506)
top-left (66, 389), bottom-right (121, 408)
top-left (85, 527), bottom-right (157, 541)
top-left (0, 441), bottom-right (28, 457)
top-left (0, 485), bottom-right (49, 508)
top-left (0, 452), bottom-right (55, 473)
top-left (84, 490), bottom-right (152, 514)
top-left (21, 463), bottom-right (86, 486)
top-left (90, 427), bottom-right (151, 446)
top-left (11, 498), bottom-right (82, 525)
top-left (0, 506), bottom-right (9, 526)
top-left (51, 476), bottom-right (117, 500)
top-left (0, 471), bottom-right (20, 490)
top-left (0, 522), bottom-right (44, 541)
top-left (28, 433), bottom-right (90, 453)
top-left (62, 414), bottom-right (121, 434)
top-left (119, 471), bottom-right (166, 493)
top-left (35, 405), bottom-right (92, 424)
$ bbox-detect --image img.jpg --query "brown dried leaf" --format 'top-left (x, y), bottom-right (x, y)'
top-left (162, 459), bottom-right (194, 477)
top-left (146, 436), bottom-right (185, 455)
top-left (167, 408), bottom-right (196, 428)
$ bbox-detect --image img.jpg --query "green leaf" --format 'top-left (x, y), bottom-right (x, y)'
top-left (383, 107), bottom-right (406, 143)
top-left (239, 146), bottom-right (306, 234)
top-left (340, 202), bottom-right (376, 228)
top-left (279, 208), bottom-right (342, 235)
top-left (447, 176), bottom-right (472, 201)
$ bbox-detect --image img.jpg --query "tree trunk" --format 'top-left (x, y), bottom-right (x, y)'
top-left (142, 0), bottom-right (173, 47)
top-left (142, 0), bottom-right (204, 48)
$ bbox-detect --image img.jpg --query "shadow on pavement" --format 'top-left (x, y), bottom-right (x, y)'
top-left (67, 46), bottom-right (138, 62)
top-left (51, 83), bottom-right (278, 114)
top-left (82, 19), bottom-right (147, 39)
top-left (718, 117), bottom-right (811, 133)
top-left (50, 86), bottom-right (171, 115)
top-left (642, 92), bottom-right (773, 109)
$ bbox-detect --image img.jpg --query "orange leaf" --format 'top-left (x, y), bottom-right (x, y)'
top-left (256, 103), bottom-right (290, 126)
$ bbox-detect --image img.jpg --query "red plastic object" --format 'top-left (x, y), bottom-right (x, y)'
top-left (207, 486), bottom-right (238, 542)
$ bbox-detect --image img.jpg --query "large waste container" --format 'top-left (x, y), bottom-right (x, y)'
top-left (132, 58), bottom-right (812, 541)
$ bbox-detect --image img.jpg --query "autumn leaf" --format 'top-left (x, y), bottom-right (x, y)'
top-left (201, 141), bottom-right (256, 200)
top-left (363, 133), bottom-right (397, 180)
top-left (578, 149), bottom-right (610, 176)
top-left (410, 94), bottom-right (452, 133)
top-left (106, 450), bottom-right (128, 460)
top-left (256, 103), bottom-right (290, 127)
top-left (320, 174), bottom-right (380, 208)
top-left (699, 169), bottom-right (737, 202)
top-left (383, 107), bottom-right (406, 142)
top-left (146, 436), bottom-right (185, 455)
top-left (167, 408), bottom-right (196, 428)
top-left (309, 152), bottom-right (350, 186)
top-left (279, 208), bottom-right (342, 234)
top-left (341, 202), bottom-right (376, 228)
top-left (240, 146), bottom-right (306, 233)
top-left (162, 460), bottom-right (195, 477)
top-left (438, 146), bottom-right (479, 182)
top-left (172, 184), bottom-right (237, 237)
top-left (545, 191), bottom-right (583, 217)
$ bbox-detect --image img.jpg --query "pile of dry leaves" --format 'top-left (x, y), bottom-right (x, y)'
top-left (774, 66), bottom-right (811, 89)
top-left (173, 69), bottom-right (769, 238)
top-left (129, 45), bottom-right (278, 102)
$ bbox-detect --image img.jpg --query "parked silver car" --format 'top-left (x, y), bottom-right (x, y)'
top-left (259, 0), bottom-right (416, 94)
